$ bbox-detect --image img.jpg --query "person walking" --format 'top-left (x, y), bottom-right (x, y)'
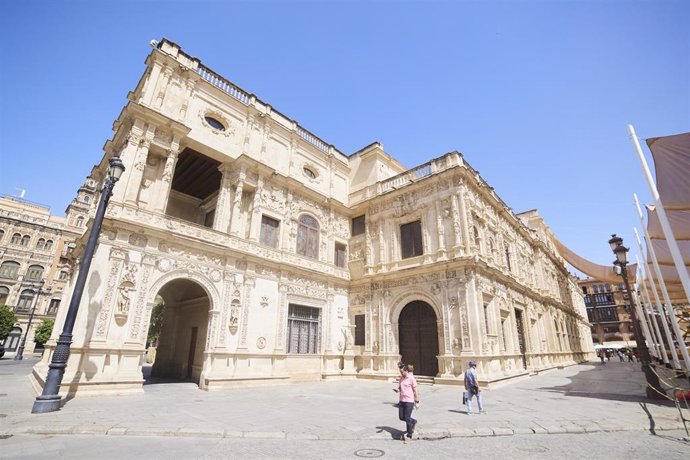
top-left (396, 363), bottom-right (419, 443)
top-left (464, 360), bottom-right (485, 415)
top-left (617, 349), bottom-right (625, 362)
top-left (598, 349), bottom-right (606, 364)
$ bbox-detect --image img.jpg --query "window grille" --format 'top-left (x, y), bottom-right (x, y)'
top-left (287, 304), bottom-right (321, 354)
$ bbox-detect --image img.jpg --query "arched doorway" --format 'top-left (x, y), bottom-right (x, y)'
top-left (147, 278), bottom-right (210, 386)
top-left (398, 301), bottom-right (439, 377)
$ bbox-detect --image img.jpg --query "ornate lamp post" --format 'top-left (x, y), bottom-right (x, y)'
top-left (14, 281), bottom-right (51, 360)
top-left (32, 157), bottom-right (125, 414)
top-left (608, 234), bottom-right (664, 399)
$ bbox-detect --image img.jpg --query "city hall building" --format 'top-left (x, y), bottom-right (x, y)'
top-left (32, 39), bottom-right (593, 396)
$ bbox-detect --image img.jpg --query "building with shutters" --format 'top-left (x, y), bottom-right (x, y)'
top-left (31, 39), bottom-right (593, 396)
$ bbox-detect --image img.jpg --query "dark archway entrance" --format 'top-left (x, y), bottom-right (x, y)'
top-left (146, 278), bottom-right (210, 386)
top-left (398, 301), bottom-right (439, 377)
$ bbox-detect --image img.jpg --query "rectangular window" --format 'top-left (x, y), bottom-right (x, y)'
top-left (354, 314), bottom-right (365, 346)
top-left (260, 215), bottom-right (280, 248)
top-left (334, 242), bottom-right (347, 268)
top-left (400, 220), bottom-right (423, 259)
top-left (47, 299), bottom-right (60, 315)
top-left (351, 215), bottom-right (365, 236)
top-left (287, 304), bottom-right (321, 354)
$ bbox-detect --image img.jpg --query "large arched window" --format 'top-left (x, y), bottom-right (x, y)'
top-left (11, 233), bottom-right (22, 244)
top-left (20, 235), bottom-right (30, 246)
top-left (25, 264), bottom-right (44, 281)
top-left (296, 214), bottom-right (319, 259)
top-left (17, 289), bottom-right (35, 311)
top-left (44, 239), bottom-right (54, 251)
top-left (36, 238), bottom-right (46, 250)
top-left (0, 286), bottom-right (9, 305)
top-left (0, 261), bottom-right (20, 279)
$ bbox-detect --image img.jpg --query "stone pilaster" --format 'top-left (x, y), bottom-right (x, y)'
top-left (213, 164), bottom-right (233, 233)
top-left (154, 138), bottom-right (181, 212)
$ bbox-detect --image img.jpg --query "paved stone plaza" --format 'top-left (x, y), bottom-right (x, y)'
top-left (1, 357), bottom-right (687, 443)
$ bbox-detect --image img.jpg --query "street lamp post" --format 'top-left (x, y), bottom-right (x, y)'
top-left (608, 234), bottom-right (665, 399)
top-left (14, 281), bottom-right (51, 360)
top-left (32, 157), bottom-right (125, 414)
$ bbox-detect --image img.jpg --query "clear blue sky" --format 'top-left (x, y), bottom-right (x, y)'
top-left (1, 0), bottom-right (688, 272)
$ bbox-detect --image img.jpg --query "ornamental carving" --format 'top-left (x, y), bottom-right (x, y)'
top-left (128, 233), bottom-right (148, 248)
top-left (256, 337), bottom-right (267, 349)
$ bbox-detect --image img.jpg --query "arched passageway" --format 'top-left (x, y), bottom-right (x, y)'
top-left (398, 301), bottom-right (439, 377)
top-left (147, 278), bottom-right (210, 386)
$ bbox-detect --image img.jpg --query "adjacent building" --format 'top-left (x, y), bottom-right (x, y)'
top-left (0, 186), bottom-right (95, 353)
top-left (31, 39), bottom-right (594, 397)
top-left (579, 278), bottom-right (635, 348)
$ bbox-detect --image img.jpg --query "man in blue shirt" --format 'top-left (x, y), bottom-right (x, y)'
top-left (464, 360), bottom-right (485, 415)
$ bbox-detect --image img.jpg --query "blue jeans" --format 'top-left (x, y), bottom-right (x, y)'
top-left (466, 390), bottom-right (483, 413)
top-left (398, 402), bottom-right (416, 437)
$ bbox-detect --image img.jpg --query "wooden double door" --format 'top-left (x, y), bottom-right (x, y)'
top-left (398, 301), bottom-right (439, 377)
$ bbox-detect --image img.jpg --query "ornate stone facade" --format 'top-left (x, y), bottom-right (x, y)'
top-left (31, 39), bottom-right (593, 397)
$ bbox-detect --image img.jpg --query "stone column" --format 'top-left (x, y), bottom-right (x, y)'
top-left (213, 164), bottom-right (233, 233)
top-left (456, 188), bottom-right (471, 254)
top-left (111, 122), bottom-right (145, 203)
top-left (274, 283), bottom-right (289, 352)
top-left (154, 138), bottom-right (181, 213)
top-left (435, 199), bottom-right (446, 257)
top-left (248, 175), bottom-right (263, 241)
top-left (229, 174), bottom-right (245, 236)
top-left (450, 193), bottom-right (462, 251)
top-left (238, 276), bottom-right (254, 349)
top-left (124, 125), bottom-right (156, 205)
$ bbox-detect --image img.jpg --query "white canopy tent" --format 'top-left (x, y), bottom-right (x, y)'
top-left (630, 128), bottom-right (690, 371)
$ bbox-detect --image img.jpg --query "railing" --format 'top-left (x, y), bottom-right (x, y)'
top-left (296, 126), bottom-right (330, 153)
top-left (584, 293), bottom-right (615, 307)
top-left (380, 162), bottom-right (432, 193)
top-left (196, 65), bottom-right (335, 156)
top-left (196, 65), bottom-right (251, 105)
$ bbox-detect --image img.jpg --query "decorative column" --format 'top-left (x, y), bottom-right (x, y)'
top-left (274, 282), bottom-right (289, 352)
top-left (450, 193), bottom-right (462, 252)
top-left (435, 199), bottom-right (446, 257)
top-left (456, 187), bottom-right (471, 254)
top-left (111, 122), bottom-right (146, 203)
top-left (154, 138), bottom-right (181, 212)
top-left (213, 164), bottom-right (233, 233)
top-left (124, 125), bottom-right (155, 205)
top-left (238, 276), bottom-right (254, 349)
top-left (229, 173), bottom-right (245, 236)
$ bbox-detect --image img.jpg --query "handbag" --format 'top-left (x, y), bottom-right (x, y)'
top-left (462, 392), bottom-right (467, 405)
top-left (470, 385), bottom-right (479, 395)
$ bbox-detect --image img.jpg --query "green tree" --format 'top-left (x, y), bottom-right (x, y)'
top-left (0, 305), bottom-right (17, 341)
top-left (147, 297), bottom-right (165, 347)
top-left (33, 319), bottom-right (55, 344)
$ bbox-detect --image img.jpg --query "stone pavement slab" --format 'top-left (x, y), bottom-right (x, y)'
top-left (0, 357), bottom-right (686, 441)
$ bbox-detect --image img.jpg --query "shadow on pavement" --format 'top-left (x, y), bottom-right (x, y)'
top-left (375, 425), bottom-right (405, 440)
top-left (534, 364), bottom-right (676, 406)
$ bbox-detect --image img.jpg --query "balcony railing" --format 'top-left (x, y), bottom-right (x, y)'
top-left (584, 293), bottom-right (615, 307)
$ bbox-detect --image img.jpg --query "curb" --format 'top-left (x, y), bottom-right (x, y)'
top-left (1, 423), bottom-right (686, 440)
